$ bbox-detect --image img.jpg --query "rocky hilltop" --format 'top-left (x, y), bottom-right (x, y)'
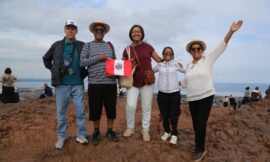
top-left (0, 97), bottom-right (269, 162)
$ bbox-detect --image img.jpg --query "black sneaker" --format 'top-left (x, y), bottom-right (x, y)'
top-left (192, 151), bottom-right (207, 161)
top-left (106, 131), bottom-right (119, 142)
top-left (92, 131), bottom-right (101, 145)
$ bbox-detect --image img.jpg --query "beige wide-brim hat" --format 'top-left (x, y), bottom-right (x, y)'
top-left (186, 40), bottom-right (206, 53)
top-left (89, 21), bottom-right (110, 33)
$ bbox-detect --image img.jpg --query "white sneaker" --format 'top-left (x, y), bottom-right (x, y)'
top-left (55, 138), bottom-right (65, 149)
top-left (161, 132), bottom-right (171, 141)
top-left (170, 135), bottom-right (177, 144)
top-left (123, 128), bottom-right (134, 137)
top-left (76, 136), bottom-right (88, 144)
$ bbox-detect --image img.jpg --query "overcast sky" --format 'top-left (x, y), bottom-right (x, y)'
top-left (0, 0), bottom-right (269, 83)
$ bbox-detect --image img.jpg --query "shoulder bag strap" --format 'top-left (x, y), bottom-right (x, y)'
top-left (125, 46), bottom-right (131, 59)
top-left (69, 43), bottom-right (76, 62)
top-left (87, 42), bottom-right (91, 51)
top-left (132, 47), bottom-right (143, 72)
top-left (66, 43), bottom-right (76, 65)
top-left (107, 41), bottom-right (116, 59)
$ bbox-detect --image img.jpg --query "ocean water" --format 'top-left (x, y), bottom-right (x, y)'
top-left (9, 80), bottom-right (269, 98)
top-left (156, 82), bottom-right (269, 97)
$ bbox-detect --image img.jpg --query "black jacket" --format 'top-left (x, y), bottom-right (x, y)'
top-left (42, 38), bottom-right (87, 86)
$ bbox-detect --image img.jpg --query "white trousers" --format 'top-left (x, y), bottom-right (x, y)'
top-left (125, 84), bottom-right (153, 131)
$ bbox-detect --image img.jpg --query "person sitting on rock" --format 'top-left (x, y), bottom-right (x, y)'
top-left (39, 83), bottom-right (53, 99)
top-left (229, 95), bottom-right (237, 110)
top-left (250, 86), bottom-right (261, 102)
top-left (223, 96), bottom-right (229, 107)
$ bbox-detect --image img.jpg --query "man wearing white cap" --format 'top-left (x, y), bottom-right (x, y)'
top-left (43, 20), bottom-right (88, 149)
top-left (80, 21), bottom-right (119, 145)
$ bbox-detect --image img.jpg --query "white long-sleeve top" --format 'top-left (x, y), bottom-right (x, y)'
top-left (181, 41), bottom-right (227, 101)
top-left (153, 60), bottom-right (185, 93)
top-left (0, 74), bottom-right (18, 87)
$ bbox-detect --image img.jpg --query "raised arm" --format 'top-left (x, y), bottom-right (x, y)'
top-left (207, 20), bottom-right (243, 64)
top-left (224, 20), bottom-right (243, 44)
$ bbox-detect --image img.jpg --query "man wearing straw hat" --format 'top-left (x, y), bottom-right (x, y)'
top-left (80, 21), bottom-right (119, 145)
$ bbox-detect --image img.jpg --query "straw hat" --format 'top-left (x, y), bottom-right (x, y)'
top-left (89, 21), bottom-right (110, 33)
top-left (186, 40), bottom-right (206, 53)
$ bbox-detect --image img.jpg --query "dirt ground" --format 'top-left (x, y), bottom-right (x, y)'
top-left (0, 96), bottom-right (269, 162)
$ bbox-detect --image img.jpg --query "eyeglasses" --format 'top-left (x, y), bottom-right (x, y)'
top-left (191, 47), bottom-right (202, 52)
top-left (132, 31), bottom-right (142, 34)
top-left (163, 52), bottom-right (173, 56)
top-left (94, 28), bottom-right (105, 34)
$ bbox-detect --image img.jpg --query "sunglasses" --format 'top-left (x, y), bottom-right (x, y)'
top-left (191, 47), bottom-right (202, 52)
top-left (94, 28), bottom-right (105, 34)
top-left (163, 52), bottom-right (173, 56)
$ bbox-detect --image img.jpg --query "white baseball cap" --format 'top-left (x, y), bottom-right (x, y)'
top-left (65, 20), bottom-right (77, 28)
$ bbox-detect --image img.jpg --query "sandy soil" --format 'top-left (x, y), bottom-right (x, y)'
top-left (0, 96), bottom-right (269, 162)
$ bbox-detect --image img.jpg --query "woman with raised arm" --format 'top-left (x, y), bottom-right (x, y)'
top-left (180, 20), bottom-right (243, 161)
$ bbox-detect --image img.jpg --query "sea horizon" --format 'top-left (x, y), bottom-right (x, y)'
top-left (7, 78), bottom-right (269, 98)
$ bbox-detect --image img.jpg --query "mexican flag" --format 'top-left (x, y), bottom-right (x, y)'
top-left (106, 58), bottom-right (132, 77)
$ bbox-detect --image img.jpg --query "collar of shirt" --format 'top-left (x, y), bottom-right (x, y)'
top-left (188, 56), bottom-right (206, 69)
top-left (64, 37), bottom-right (76, 45)
top-left (161, 60), bottom-right (174, 65)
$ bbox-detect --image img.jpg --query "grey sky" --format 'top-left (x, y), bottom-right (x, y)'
top-left (0, 0), bottom-right (269, 83)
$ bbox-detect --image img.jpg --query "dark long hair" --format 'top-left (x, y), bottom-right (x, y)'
top-left (162, 47), bottom-right (174, 59)
top-left (129, 24), bottom-right (145, 41)
top-left (4, 67), bottom-right (12, 74)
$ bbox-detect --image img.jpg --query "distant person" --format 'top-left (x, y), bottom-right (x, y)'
top-left (118, 86), bottom-right (124, 96)
top-left (241, 86), bottom-right (250, 105)
top-left (39, 83), bottom-right (53, 99)
top-left (42, 20), bottom-right (88, 149)
top-left (223, 96), bottom-right (229, 107)
top-left (80, 21), bottom-right (119, 145)
top-left (265, 86), bottom-right (270, 99)
top-left (229, 95), bottom-right (237, 110)
top-left (0, 67), bottom-right (19, 103)
top-left (250, 86), bottom-right (261, 102)
top-left (153, 46), bottom-right (185, 144)
top-left (180, 20), bottom-right (243, 161)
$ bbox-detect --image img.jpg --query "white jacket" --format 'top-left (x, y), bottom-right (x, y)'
top-left (153, 60), bottom-right (185, 93)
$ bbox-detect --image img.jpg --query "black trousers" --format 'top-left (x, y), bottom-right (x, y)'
top-left (2, 86), bottom-right (16, 103)
top-left (88, 84), bottom-right (117, 121)
top-left (241, 97), bottom-right (250, 105)
top-left (189, 95), bottom-right (214, 152)
top-left (157, 91), bottom-right (181, 136)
